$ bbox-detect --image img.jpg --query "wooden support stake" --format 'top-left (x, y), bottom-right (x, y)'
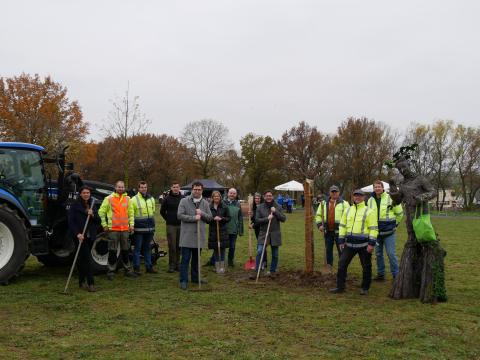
top-left (304, 180), bottom-right (314, 273)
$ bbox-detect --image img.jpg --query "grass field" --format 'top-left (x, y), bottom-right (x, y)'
top-left (1, 211), bottom-right (479, 359)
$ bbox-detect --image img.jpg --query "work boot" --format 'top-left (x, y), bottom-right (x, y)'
top-left (125, 271), bottom-right (138, 278)
top-left (329, 287), bottom-right (345, 294)
top-left (180, 282), bottom-right (187, 290)
top-left (146, 267), bottom-right (158, 274)
top-left (373, 274), bottom-right (385, 281)
top-left (359, 289), bottom-right (369, 295)
top-left (133, 267), bottom-right (142, 276)
top-left (87, 285), bottom-right (97, 292)
top-left (79, 282), bottom-right (87, 289)
top-left (107, 272), bottom-right (114, 281)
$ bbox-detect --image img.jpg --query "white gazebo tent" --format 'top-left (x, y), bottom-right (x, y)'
top-left (274, 180), bottom-right (304, 209)
top-left (360, 180), bottom-right (390, 194)
top-left (274, 180), bottom-right (304, 192)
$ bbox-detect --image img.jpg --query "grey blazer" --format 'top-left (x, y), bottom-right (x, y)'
top-left (177, 195), bottom-right (213, 248)
top-left (256, 201), bottom-right (286, 246)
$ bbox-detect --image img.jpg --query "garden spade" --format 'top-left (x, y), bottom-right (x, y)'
top-left (244, 195), bottom-right (256, 271)
top-left (63, 198), bottom-right (95, 294)
top-left (215, 221), bottom-right (225, 274)
top-left (255, 216), bottom-right (272, 283)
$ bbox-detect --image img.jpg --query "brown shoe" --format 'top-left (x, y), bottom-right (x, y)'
top-left (87, 285), bottom-right (97, 292)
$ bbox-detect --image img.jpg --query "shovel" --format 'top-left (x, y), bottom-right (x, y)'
top-left (215, 221), bottom-right (225, 274)
top-left (63, 198), bottom-right (95, 294)
top-left (255, 216), bottom-right (272, 283)
top-left (244, 195), bottom-right (256, 271)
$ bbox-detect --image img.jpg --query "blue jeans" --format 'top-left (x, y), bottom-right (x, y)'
top-left (179, 247), bottom-right (200, 284)
top-left (256, 244), bottom-right (279, 273)
top-left (375, 233), bottom-right (399, 277)
top-left (227, 234), bottom-right (238, 265)
top-left (133, 232), bottom-right (153, 269)
top-left (324, 231), bottom-right (341, 266)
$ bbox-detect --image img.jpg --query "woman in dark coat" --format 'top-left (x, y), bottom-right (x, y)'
top-left (208, 191), bottom-right (230, 264)
top-left (68, 186), bottom-right (101, 292)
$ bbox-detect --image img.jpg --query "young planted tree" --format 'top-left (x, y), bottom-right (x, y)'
top-left (180, 119), bottom-right (232, 178)
top-left (0, 73), bottom-right (88, 155)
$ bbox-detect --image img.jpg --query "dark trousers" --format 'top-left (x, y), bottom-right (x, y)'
top-left (227, 234), bottom-right (238, 265)
top-left (77, 239), bottom-right (94, 286)
top-left (167, 225), bottom-right (181, 271)
top-left (179, 247), bottom-right (201, 284)
top-left (336, 246), bottom-right (372, 290)
top-left (325, 231), bottom-right (341, 266)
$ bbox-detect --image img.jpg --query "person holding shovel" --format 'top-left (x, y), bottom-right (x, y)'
top-left (177, 181), bottom-right (212, 290)
top-left (249, 193), bottom-right (267, 270)
top-left (67, 186), bottom-right (101, 292)
top-left (207, 191), bottom-right (230, 273)
top-left (253, 190), bottom-right (286, 278)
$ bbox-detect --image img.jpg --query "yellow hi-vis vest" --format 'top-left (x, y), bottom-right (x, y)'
top-left (131, 192), bottom-right (156, 233)
top-left (315, 199), bottom-right (350, 234)
top-left (367, 192), bottom-right (403, 236)
top-left (338, 201), bottom-right (378, 248)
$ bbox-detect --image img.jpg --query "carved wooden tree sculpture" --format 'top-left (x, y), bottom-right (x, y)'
top-left (388, 155), bottom-right (447, 303)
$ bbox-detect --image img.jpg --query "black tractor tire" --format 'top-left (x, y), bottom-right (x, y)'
top-left (89, 232), bottom-right (114, 274)
top-left (0, 204), bottom-right (29, 285)
top-left (36, 221), bottom-right (75, 267)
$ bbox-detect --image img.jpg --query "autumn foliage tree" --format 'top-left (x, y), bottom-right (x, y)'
top-left (331, 117), bottom-right (396, 195)
top-left (240, 133), bottom-right (285, 194)
top-left (0, 73), bottom-right (88, 156)
top-left (279, 121), bottom-right (331, 192)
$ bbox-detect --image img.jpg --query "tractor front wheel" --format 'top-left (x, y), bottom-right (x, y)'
top-left (0, 204), bottom-right (28, 285)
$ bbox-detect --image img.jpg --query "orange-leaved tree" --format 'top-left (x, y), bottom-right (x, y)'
top-left (0, 73), bottom-right (88, 156)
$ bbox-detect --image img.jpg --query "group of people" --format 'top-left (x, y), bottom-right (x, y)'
top-left (315, 181), bottom-right (403, 295)
top-left (67, 177), bottom-right (401, 295)
top-left (67, 180), bottom-right (288, 292)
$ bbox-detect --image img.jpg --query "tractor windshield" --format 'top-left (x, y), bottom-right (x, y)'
top-left (0, 148), bottom-right (45, 223)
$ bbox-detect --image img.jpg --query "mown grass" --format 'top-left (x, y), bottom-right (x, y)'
top-left (0, 211), bottom-right (479, 359)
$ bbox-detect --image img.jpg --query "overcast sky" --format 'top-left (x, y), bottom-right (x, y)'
top-left (1, 1), bottom-right (479, 144)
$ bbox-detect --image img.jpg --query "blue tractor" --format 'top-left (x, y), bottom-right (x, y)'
top-left (0, 142), bottom-right (115, 284)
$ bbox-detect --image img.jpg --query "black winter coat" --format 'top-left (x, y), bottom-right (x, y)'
top-left (68, 199), bottom-right (101, 242)
top-left (160, 191), bottom-right (184, 226)
top-left (208, 203), bottom-right (230, 249)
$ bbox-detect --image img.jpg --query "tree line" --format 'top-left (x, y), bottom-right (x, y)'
top-left (1, 74), bottom-right (479, 210)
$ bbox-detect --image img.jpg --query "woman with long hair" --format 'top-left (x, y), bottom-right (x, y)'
top-left (249, 192), bottom-right (267, 270)
top-left (207, 191), bottom-right (230, 270)
top-left (68, 186), bottom-right (101, 292)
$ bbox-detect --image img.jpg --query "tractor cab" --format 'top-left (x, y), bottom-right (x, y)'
top-left (0, 143), bottom-right (46, 226)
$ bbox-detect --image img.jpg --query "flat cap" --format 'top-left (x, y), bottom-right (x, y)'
top-left (329, 185), bottom-right (340, 192)
top-left (352, 189), bottom-right (365, 196)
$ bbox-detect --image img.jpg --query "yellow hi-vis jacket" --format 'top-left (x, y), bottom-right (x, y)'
top-left (338, 201), bottom-right (378, 248)
top-left (131, 192), bottom-right (156, 233)
top-left (315, 198), bottom-right (350, 234)
top-left (98, 192), bottom-right (134, 231)
top-left (367, 192), bottom-right (403, 236)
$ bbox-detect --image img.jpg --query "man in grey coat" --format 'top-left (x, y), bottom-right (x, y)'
top-left (177, 181), bottom-right (212, 290)
top-left (254, 189), bottom-right (286, 277)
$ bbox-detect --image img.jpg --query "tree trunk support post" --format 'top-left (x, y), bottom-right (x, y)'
top-left (304, 179), bottom-right (314, 273)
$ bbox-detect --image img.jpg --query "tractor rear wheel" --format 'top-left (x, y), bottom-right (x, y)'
top-left (0, 204), bottom-right (28, 285)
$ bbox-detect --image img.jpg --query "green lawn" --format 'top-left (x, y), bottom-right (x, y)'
top-left (1, 211), bottom-right (479, 359)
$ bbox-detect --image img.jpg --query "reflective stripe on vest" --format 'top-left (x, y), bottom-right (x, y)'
top-left (109, 195), bottom-right (129, 231)
top-left (136, 196), bottom-right (143, 217)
